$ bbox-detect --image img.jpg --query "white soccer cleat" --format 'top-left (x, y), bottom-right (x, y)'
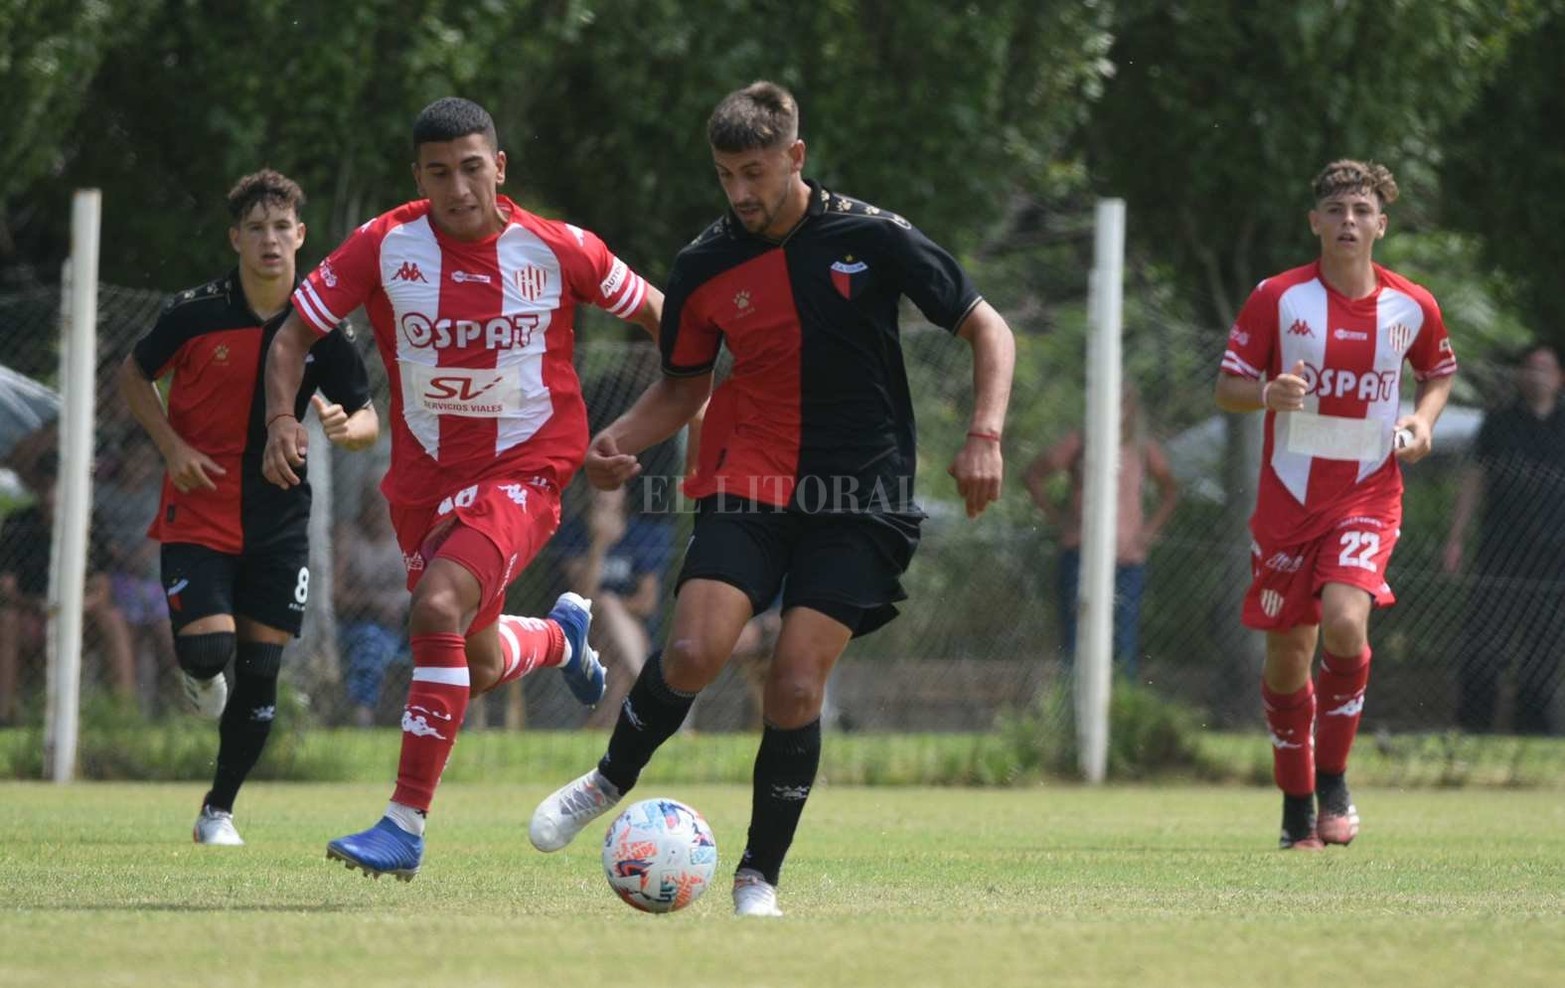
top-left (181, 671), bottom-right (228, 719)
top-left (193, 805), bottom-right (245, 846)
top-left (528, 768), bottom-right (621, 852)
top-left (732, 868), bottom-right (783, 917)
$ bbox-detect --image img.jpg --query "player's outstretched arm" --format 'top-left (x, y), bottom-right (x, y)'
top-left (118, 354), bottom-right (227, 493)
top-left (585, 374), bottom-right (712, 491)
top-left (949, 301), bottom-right (1015, 519)
top-left (261, 309), bottom-right (315, 488)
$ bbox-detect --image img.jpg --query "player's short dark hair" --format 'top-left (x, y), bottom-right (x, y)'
top-left (707, 81), bottom-right (799, 153)
top-left (413, 97), bottom-right (498, 152)
top-left (1312, 159), bottom-right (1399, 209)
top-left (226, 169), bottom-right (305, 224)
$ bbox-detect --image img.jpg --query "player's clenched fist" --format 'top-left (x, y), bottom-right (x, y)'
top-left (1262, 360), bottom-right (1309, 412)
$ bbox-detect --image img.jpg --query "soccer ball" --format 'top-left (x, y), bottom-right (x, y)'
top-left (601, 797), bottom-right (718, 913)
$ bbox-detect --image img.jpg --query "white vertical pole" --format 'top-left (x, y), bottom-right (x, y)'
top-left (1077, 198), bottom-right (1125, 784)
top-left (46, 190), bottom-right (101, 783)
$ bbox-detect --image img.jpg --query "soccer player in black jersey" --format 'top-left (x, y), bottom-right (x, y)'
top-left (530, 81), bottom-right (1016, 916)
top-left (119, 170), bottom-right (378, 844)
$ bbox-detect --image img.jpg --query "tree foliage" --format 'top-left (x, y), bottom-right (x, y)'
top-left (1086, 0), bottom-right (1533, 329)
top-left (3, 0), bottom-right (1110, 293)
top-left (1442, 5), bottom-right (1565, 349)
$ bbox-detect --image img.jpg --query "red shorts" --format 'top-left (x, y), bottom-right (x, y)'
top-left (389, 477), bottom-right (562, 634)
top-left (1243, 510), bottom-right (1400, 631)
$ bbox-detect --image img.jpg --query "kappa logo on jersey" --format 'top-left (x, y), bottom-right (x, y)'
top-left (733, 290), bottom-right (752, 313)
top-left (1287, 319), bottom-right (1313, 337)
top-left (1229, 326), bottom-right (1250, 346)
top-left (400, 311), bottom-right (539, 350)
top-left (830, 256), bottom-right (870, 300)
top-left (451, 270), bottom-right (492, 284)
top-left (514, 265), bottom-right (548, 302)
top-left (392, 261), bottom-right (428, 283)
top-left (212, 344), bottom-right (230, 364)
top-left (1386, 322), bottom-right (1414, 352)
top-left (320, 260), bottom-right (338, 288)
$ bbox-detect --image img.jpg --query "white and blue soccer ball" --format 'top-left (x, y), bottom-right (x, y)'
top-left (602, 797), bottom-right (718, 913)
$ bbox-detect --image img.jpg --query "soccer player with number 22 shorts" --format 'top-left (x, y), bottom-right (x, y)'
top-left (262, 98), bottom-right (663, 880)
top-left (1215, 160), bottom-right (1457, 850)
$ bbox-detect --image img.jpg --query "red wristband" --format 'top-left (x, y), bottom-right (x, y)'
top-left (267, 412), bottom-right (297, 429)
top-left (966, 430), bottom-right (1002, 443)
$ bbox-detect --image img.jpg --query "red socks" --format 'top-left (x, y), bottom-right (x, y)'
top-left (393, 632), bottom-right (470, 812)
top-left (493, 615), bottom-right (566, 687)
top-left (1262, 680), bottom-right (1316, 797)
top-left (1316, 647), bottom-right (1372, 775)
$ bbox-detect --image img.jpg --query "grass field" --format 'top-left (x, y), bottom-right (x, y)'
top-left (2, 781), bottom-right (1562, 987)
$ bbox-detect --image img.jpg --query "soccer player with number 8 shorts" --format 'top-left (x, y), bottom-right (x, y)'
top-left (1215, 160), bottom-right (1457, 849)
top-left (262, 98), bottom-right (663, 880)
top-left (120, 170), bottom-right (380, 846)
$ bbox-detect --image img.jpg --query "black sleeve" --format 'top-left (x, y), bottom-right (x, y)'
top-left (308, 325), bottom-right (374, 412)
top-left (658, 254), bottom-right (721, 377)
top-left (886, 220), bottom-right (982, 333)
top-left (131, 296), bottom-right (197, 379)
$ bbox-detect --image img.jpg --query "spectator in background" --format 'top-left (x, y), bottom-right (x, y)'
top-left (336, 487), bottom-right (410, 727)
top-left (96, 436), bottom-right (176, 710)
top-left (1025, 384), bottom-right (1179, 679)
top-left (0, 452), bottom-right (137, 723)
top-left (1443, 343), bottom-right (1565, 735)
top-left (556, 485), bottom-right (673, 728)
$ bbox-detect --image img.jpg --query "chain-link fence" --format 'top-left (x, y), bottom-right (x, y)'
top-left (1, 278), bottom-right (1560, 741)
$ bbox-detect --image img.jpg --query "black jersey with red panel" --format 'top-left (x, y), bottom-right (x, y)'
top-left (661, 182), bottom-right (981, 515)
top-left (132, 270), bottom-right (372, 554)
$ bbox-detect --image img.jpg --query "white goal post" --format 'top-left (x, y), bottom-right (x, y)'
top-left (44, 190), bottom-right (101, 783)
top-left (1076, 198), bottom-right (1126, 784)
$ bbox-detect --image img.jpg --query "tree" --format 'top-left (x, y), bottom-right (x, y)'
top-left (0, 0), bottom-right (154, 265)
top-left (1442, 6), bottom-right (1565, 350)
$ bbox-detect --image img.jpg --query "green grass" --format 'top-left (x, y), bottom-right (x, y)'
top-left (2, 781), bottom-right (1562, 987)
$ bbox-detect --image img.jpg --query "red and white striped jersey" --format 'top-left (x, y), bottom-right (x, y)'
top-left (1220, 261), bottom-right (1457, 544)
top-left (292, 196), bottom-right (649, 508)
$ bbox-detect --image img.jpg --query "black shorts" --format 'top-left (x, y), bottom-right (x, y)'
top-left (675, 496), bottom-right (921, 637)
top-left (160, 541), bottom-right (310, 636)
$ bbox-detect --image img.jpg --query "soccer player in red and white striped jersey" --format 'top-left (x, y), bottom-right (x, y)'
top-left (1216, 160), bottom-right (1457, 849)
top-left (261, 98), bottom-right (662, 880)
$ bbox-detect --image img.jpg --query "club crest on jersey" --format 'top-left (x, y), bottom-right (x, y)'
top-left (830, 256), bottom-right (869, 300)
top-left (1386, 322), bottom-right (1414, 353)
top-left (515, 265), bottom-right (548, 302)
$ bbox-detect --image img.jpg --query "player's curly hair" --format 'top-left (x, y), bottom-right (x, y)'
top-left (1312, 160), bottom-right (1399, 208)
top-left (707, 81), bottom-right (799, 153)
top-left (226, 169), bottom-right (305, 224)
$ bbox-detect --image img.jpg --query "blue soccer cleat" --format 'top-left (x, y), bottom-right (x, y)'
top-left (550, 592), bottom-right (606, 706)
top-left (326, 817), bottom-right (423, 881)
